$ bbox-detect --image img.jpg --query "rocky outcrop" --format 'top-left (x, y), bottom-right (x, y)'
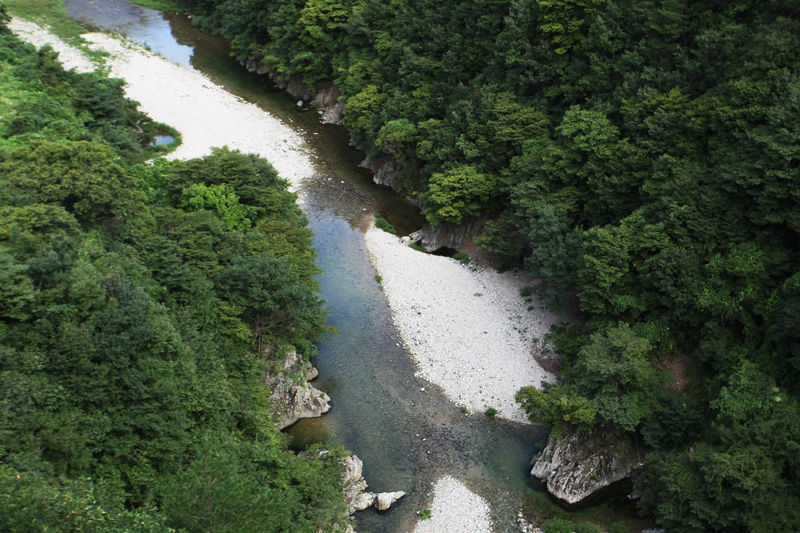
top-left (311, 85), bottom-right (345, 125)
top-left (262, 350), bottom-right (330, 430)
top-left (531, 426), bottom-right (642, 509)
top-left (359, 153), bottom-right (409, 190)
top-left (407, 216), bottom-right (490, 252)
top-left (341, 454), bottom-right (406, 514)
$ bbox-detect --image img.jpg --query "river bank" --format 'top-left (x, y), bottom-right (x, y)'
top-left (10, 19), bottom-right (555, 530)
top-left (365, 226), bottom-right (558, 424)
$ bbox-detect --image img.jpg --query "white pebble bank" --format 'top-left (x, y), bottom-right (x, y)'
top-left (413, 476), bottom-right (493, 533)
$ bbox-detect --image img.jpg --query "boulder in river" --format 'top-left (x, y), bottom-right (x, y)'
top-left (375, 491), bottom-right (406, 511)
top-left (341, 454), bottom-right (405, 514)
top-left (531, 426), bottom-right (642, 509)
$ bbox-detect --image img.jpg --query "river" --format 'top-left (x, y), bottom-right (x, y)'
top-left (59, 2), bottom-right (637, 531)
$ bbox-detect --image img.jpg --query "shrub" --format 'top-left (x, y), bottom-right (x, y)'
top-left (520, 286), bottom-right (534, 297)
top-left (419, 507), bottom-right (432, 520)
top-left (410, 243), bottom-right (427, 252)
top-left (575, 522), bottom-right (601, 533)
top-left (484, 407), bottom-right (498, 419)
top-left (609, 522), bottom-right (630, 533)
top-left (374, 214), bottom-right (396, 234)
top-left (544, 518), bottom-right (574, 533)
top-left (453, 251), bottom-right (470, 264)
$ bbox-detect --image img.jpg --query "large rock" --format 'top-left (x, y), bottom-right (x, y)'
top-left (531, 426), bottom-right (642, 509)
top-left (342, 455), bottom-right (368, 503)
top-left (407, 216), bottom-right (490, 253)
top-left (341, 454), bottom-right (405, 514)
top-left (375, 491), bottom-right (406, 511)
top-left (263, 350), bottom-right (330, 430)
top-left (351, 492), bottom-right (376, 512)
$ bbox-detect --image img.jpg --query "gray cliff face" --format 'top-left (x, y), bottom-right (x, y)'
top-left (359, 153), bottom-right (409, 190)
top-left (407, 216), bottom-right (490, 252)
top-left (531, 426), bottom-right (642, 509)
top-left (262, 350), bottom-right (330, 430)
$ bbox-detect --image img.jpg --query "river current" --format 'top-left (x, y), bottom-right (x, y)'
top-left (57, 2), bottom-right (628, 531)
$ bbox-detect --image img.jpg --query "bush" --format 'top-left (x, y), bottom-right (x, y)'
top-left (609, 522), bottom-right (630, 533)
top-left (544, 518), bottom-right (574, 533)
top-left (410, 243), bottom-right (427, 252)
top-left (374, 214), bottom-right (396, 234)
top-left (575, 523), bottom-right (601, 533)
top-left (453, 251), bottom-right (470, 264)
top-left (484, 407), bottom-right (498, 419)
top-left (520, 286), bottom-right (534, 297)
top-left (419, 507), bottom-right (432, 520)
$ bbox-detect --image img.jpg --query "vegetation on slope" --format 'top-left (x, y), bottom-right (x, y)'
top-left (181, 0), bottom-right (800, 529)
top-left (0, 10), bottom-right (346, 531)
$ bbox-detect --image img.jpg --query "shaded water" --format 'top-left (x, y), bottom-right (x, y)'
top-left (63, 2), bottom-right (560, 531)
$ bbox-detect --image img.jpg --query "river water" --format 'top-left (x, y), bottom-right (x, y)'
top-left (59, 2), bottom-right (639, 531)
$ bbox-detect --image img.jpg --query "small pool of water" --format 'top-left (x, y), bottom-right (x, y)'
top-left (151, 134), bottom-right (174, 146)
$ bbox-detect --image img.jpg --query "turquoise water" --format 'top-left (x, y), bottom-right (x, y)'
top-left (62, 2), bottom-right (554, 530)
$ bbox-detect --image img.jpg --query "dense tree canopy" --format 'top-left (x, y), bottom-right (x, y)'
top-left (0, 17), bottom-right (346, 532)
top-left (181, 0), bottom-right (800, 528)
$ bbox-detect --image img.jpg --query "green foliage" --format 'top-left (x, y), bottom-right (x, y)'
top-left (452, 251), bottom-right (470, 264)
top-left (374, 213), bottom-right (397, 234)
top-left (424, 165), bottom-right (497, 225)
top-left (516, 384), bottom-right (595, 437)
top-left (608, 522), bottom-right (630, 533)
top-left (544, 518), bottom-right (575, 533)
top-left (484, 406), bottom-right (499, 419)
top-left (536, 0), bottom-right (608, 54)
top-left (571, 323), bottom-right (663, 432)
top-left (419, 507), bottom-right (432, 520)
top-left (216, 253), bottom-right (331, 357)
top-left (575, 523), bottom-right (601, 533)
top-left (118, 0), bottom-right (800, 528)
top-left (0, 25), bottom-right (345, 531)
top-left (180, 182), bottom-right (257, 231)
top-left (0, 465), bottom-right (173, 532)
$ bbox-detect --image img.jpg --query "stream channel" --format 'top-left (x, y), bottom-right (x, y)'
top-left (62, 2), bottom-right (561, 531)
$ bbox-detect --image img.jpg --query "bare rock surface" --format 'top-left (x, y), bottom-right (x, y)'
top-left (375, 491), bottom-right (406, 511)
top-left (262, 351), bottom-right (330, 430)
top-left (531, 426), bottom-right (642, 509)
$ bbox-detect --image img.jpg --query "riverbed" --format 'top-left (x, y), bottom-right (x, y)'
top-left (11, 4), bottom-right (609, 530)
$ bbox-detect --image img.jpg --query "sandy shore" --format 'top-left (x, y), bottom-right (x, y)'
top-left (10, 19), bottom-right (558, 530)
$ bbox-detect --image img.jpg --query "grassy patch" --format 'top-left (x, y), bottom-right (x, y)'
top-left (409, 243), bottom-right (427, 253)
top-left (4, 0), bottom-right (87, 41)
top-left (374, 213), bottom-right (397, 234)
top-left (453, 251), bottom-right (470, 264)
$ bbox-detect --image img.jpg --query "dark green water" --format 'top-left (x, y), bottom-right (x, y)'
top-left (62, 2), bottom-right (561, 530)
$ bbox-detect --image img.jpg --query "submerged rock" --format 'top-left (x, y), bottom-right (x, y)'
top-left (263, 350), bottom-right (330, 430)
top-left (531, 426), bottom-right (642, 509)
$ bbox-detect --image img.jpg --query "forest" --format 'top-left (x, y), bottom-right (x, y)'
top-left (0, 8), bottom-right (350, 531)
top-left (178, 0), bottom-right (800, 530)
